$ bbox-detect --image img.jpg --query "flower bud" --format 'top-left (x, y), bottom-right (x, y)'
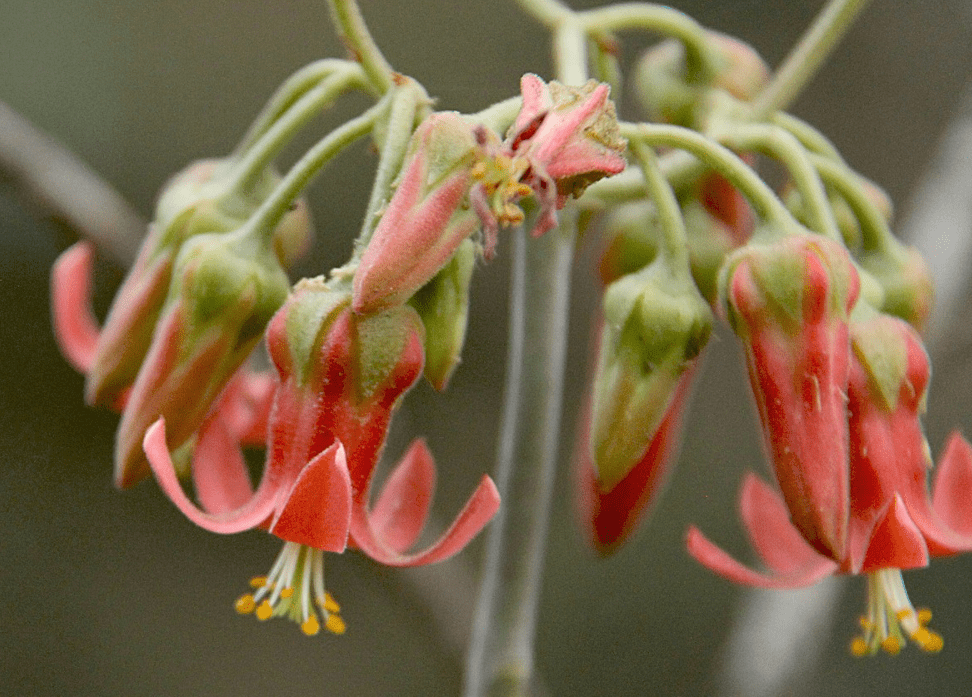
top-left (860, 244), bottom-right (934, 332)
top-left (579, 359), bottom-right (697, 554)
top-left (634, 32), bottom-right (769, 127)
top-left (723, 232), bottom-right (860, 560)
top-left (114, 229), bottom-right (290, 488)
top-left (84, 159), bottom-right (311, 407)
top-left (590, 264), bottom-right (712, 491)
top-left (353, 113), bottom-right (481, 315)
top-left (409, 238), bottom-right (476, 390)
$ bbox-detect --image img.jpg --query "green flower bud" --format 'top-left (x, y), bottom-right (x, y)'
top-left (591, 264), bottom-right (712, 491)
top-left (409, 238), bottom-right (476, 391)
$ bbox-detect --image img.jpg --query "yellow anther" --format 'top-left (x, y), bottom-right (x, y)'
top-left (325, 614), bottom-right (347, 635)
top-left (255, 600), bottom-right (274, 621)
top-left (280, 587), bottom-right (294, 599)
top-left (881, 636), bottom-right (901, 655)
top-left (850, 637), bottom-right (870, 657)
top-left (249, 576), bottom-right (268, 588)
top-left (912, 628), bottom-right (944, 653)
top-left (917, 608), bottom-right (933, 625)
top-left (857, 616), bottom-right (873, 631)
top-left (301, 615), bottom-right (321, 636)
top-left (235, 594), bottom-right (256, 615)
top-left (896, 609), bottom-right (914, 622)
top-left (471, 162), bottom-right (487, 180)
top-left (320, 593), bottom-right (341, 614)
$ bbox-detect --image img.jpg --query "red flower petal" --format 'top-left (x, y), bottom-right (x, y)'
top-left (686, 525), bottom-right (837, 589)
top-left (269, 441), bottom-right (352, 553)
top-left (931, 432), bottom-right (972, 539)
top-left (860, 494), bottom-right (929, 572)
top-left (369, 439), bottom-right (436, 554)
top-left (350, 473), bottom-right (499, 567)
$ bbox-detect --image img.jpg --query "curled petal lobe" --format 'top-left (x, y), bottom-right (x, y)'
top-left (191, 417), bottom-right (255, 515)
top-left (686, 525), bottom-right (838, 590)
top-left (738, 473), bottom-right (832, 576)
top-left (369, 439), bottom-right (436, 554)
top-left (144, 418), bottom-right (279, 534)
top-left (351, 472), bottom-right (500, 567)
top-left (932, 432), bottom-right (972, 539)
top-left (51, 242), bottom-right (100, 374)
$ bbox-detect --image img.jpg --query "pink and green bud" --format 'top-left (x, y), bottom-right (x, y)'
top-left (589, 265), bottom-right (712, 492)
top-left (579, 362), bottom-right (697, 554)
top-left (80, 159), bottom-right (311, 407)
top-left (724, 233), bottom-right (860, 560)
top-left (114, 229), bottom-right (290, 488)
top-left (634, 32), bottom-right (769, 127)
top-left (353, 112), bottom-right (481, 315)
top-left (860, 244), bottom-right (934, 333)
top-left (409, 238), bottom-right (476, 391)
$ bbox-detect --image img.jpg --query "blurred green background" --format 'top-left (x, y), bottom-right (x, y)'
top-left (3, 1), bottom-right (972, 695)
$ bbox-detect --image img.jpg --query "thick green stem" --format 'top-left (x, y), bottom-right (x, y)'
top-left (622, 122), bottom-right (801, 230)
top-left (231, 59), bottom-right (371, 159)
top-left (714, 122), bottom-right (840, 240)
top-left (463, 213), bottom-right (577, 697)
top-left (224, 64), bottom-right (369, 195)
top-left (327, 0), bottom-right (395, 93)
top-left (241, 96), bottom-right (389, 244)
top-left (752, 0), bottom-right (874, 117)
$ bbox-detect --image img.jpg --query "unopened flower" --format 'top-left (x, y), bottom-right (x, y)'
top-left (578, 363), bottom-right (696, 554)
top-left (353, 113), bottom-right (481, 315)
top-left (722, 233), bottom-right (860, 560)
top-left (114, 228), bottom-right (290, 488)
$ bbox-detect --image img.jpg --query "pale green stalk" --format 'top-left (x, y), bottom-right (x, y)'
top-left (232, 59), bottom-right (372, 158)
top-left (770, 112), bottom-right (844, 162)
top-left (629, 139), bottom-right (691, 274)
top-left (223, 64), bottom-right (370, 194)
top-left (622, 122), bottom-right (800, 230)
top-left (752, 0), bottom-right (875, 117)
top-left (580, 3), bottom-right (718, 81)
top-left (811, 154), bottom-right (897, 255)
top-left (714, 122), bottom-right (840, 240)
top-left (463, 214), bottom-right (577, 697)
top-left (241, 95), bottom-right (390, 245)
top-left (326, 0), bottom-right (395, 93)
top-left (464, 10), bottom-right (588, 694)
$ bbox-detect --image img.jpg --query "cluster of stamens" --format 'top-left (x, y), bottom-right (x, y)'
top-left (471, 154), bottom-right (533, 228)
top-left (850, 568), bottom-right (943, 656)
top-left (234, 542), bottom-right (346, 636)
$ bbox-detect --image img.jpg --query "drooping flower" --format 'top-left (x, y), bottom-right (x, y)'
top-left (688, 307), bottom-right (972, 655)
top-left (722, 233), bottom-right (860, 560)
top-left (143, 279), bottom-right (500, 634)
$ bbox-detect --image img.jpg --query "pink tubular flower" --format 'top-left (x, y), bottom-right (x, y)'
top-left (723, 233), bottom-right (860, 560)
top-left (143, 280), bottom-right (499, 634)
top-left (688, 308), bottom-right (972, 655)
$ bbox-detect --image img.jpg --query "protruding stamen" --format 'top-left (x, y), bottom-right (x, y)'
top-left (850, 568), bottom-right (943, 657)
top-left (234, 542), bottom-right (347, 636)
